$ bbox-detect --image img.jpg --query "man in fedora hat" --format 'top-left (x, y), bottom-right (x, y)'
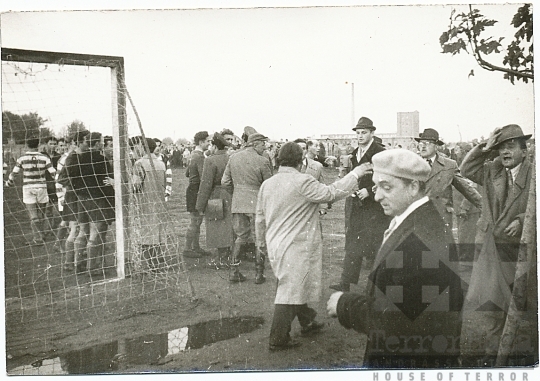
top-left (222, 131), bottom-right (273, 283)
top-left (460, 124), bottom-right (533, 365)
top-left (415, 128), bottom-right (482, 231)
top-left (330, 117), bottom-right (390, 292)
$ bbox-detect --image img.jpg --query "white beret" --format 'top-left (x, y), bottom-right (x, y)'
top-left (372, 149), bottom-right (431, 182)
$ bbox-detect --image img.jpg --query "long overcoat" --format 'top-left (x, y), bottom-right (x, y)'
top-left (255, 167), bottom-right (359, 305)
top-left (222, 147), bottom-right (273, 214)
top-left (195, 150), bottom-right (234, 249)
top-left (344, 142), bottom-right (389, 258)
top-left (425, 153), bottom-right (482, 229)
top-left (460, 145), bottom-right (532, 252)
top-left (336, 200), bottom-right (463, 368)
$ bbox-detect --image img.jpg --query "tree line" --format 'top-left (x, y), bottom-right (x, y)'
top-left (2, 111), bottom-right (88, 144)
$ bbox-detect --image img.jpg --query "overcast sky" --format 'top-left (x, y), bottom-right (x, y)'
top-left (0, 1), bottom-right (535, 144)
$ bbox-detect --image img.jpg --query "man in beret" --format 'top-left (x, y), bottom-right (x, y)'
top-left (460, 124), bottom-right (533, 365)
top-left (257, 142), bottom-right (373, 351)
top-left (415, 128), bottom-right (482, 231)
top-left (327, 149), bottom-right (463, 368)
top-left (330, 117), bottom-right (390, 292)
top-left (222, 131), bottom-right (273, 283)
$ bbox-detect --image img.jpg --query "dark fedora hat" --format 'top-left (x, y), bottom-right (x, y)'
top-left (491, 124), bottom-right (532, 149)
top-left (414, 128), bottom-right (444, 146)
top-left (352, 116), bottom-right (376, 131)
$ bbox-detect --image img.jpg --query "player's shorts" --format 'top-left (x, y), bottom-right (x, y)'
top-left (79, 196), bottom-right (115, 224)
top-left (22, 187), bottom-right (49, 205)
top-left (61, 190), bottom-right (79, 222)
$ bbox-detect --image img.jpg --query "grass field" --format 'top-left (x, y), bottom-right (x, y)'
top-left (4, 165), bottom-right (538, 374)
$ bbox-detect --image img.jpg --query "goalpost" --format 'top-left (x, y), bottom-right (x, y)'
top-left (2, 48), bottom-right (196, 331)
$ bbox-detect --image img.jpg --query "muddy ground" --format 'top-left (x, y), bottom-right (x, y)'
top-left (4, 167), bottom-right (538, 376)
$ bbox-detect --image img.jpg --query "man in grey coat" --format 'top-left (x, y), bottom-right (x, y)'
top-left (415, 128), bottom-right (482, 231)
top-left (222, 132), bottom-right (273, 283)
top-left (256, 142), bottom-right (373, 351)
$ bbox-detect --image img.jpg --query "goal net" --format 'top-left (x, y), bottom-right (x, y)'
top-left (2, 48), bottom-right (196, 349)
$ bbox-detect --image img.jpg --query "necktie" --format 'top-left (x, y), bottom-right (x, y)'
top-left (382, 218), bottom-right (397, 243)
top-left (357, 148), bottom-right (363, 162)
top-left (506, 169), bottom-right (514, 203)
top-left (427, 158), bottom-right (433, 167)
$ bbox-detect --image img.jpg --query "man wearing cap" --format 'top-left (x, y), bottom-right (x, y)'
top-left (222, 131), bottom-right (273, 283)
top-left (327, 149), bottom-right (463, 368)
top-left (415, 128), bottom-right (482, 231)
top-left (330, 117), bottom-right (390, 292)
top-left (459, 124), bottom-right (533, 364)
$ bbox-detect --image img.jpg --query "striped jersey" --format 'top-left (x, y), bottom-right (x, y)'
top-left (6, 151), bottom-right (56, 189)
top-left (157, 153), bottom-right (172, 199)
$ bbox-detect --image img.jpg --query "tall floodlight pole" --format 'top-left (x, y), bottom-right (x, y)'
top-left (351, 82), bottom-right (355, 128)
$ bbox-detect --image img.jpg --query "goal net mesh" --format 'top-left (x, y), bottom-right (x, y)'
top-left (2, 50), bottom-right (196, 351)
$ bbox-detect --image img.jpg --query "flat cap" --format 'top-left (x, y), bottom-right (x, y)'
top-left (247, 133), bottom-right (268, 144)
top-left (372, 149), bottom-right (431, 182)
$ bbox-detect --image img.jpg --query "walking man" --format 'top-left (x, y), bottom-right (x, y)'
top-left (256, 142), bottom-right (373, 351)
top-left (222, 132), bottom-right (273, 283)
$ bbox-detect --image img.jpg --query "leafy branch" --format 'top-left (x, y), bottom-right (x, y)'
top-left (439, 4), bottom-right (533, 84)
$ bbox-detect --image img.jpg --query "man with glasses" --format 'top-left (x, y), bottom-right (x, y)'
top-left (415, 128), bottom-right (481, 231)
top-left (330, 117), bottom-right (390, 292)
top-left (222, 132), bottom-right (273, 283)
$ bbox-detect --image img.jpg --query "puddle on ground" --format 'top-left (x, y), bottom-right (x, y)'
top-left (8, 315), bottom-right (264, 375)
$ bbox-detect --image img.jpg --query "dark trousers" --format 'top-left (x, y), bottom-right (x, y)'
top-left (340, 254), bottom-right (364, 285)
top-left (269, 304), bottom-right (316, 346)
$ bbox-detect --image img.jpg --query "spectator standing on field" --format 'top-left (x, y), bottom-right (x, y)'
top-left (256, 142), bottom-right (373, 351)
top-left (183, 131), bottom-right (213, 258)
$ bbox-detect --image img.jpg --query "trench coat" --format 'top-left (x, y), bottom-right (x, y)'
top-left (195, 150), bottom-right (234, 249)
top-left (336, 200), bottom-right (463, 368)
top-left (425, 153), bottom-right (482, 230)
top-left (255, 166), bottom-right (359, 305)
top-left (132, 154), bottom-right (168, 245)
top-left (222, 147), bottom-right (273, 214)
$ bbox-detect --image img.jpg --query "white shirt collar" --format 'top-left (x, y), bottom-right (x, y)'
top-left (509, 163), bottom-right (522, 182)
top-left (357, 138), bottom-right (374, 159)
top-left (390, 196), bottom-right (430, 233)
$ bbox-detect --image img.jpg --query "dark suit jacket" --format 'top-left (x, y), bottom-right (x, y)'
top-left (425, 153), bottom-right (482, 229)
top-left (344, 141), bottom-right (390, 258)
top-left (336, 200), bottom-right (463, 368)
top-left (460, 144), bottom-right (532, 260)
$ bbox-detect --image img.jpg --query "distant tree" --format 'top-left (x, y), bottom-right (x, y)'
top-left (175, 138), bottom-right (189, 146)
top-left (2, 111), bottom-right (48, 144)
top-left (62, 119), bottom-right (89, 138)
top-left (162, 137), bottom-right (174, 145)
top-left (439, 4), bottom-right (533, 84)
